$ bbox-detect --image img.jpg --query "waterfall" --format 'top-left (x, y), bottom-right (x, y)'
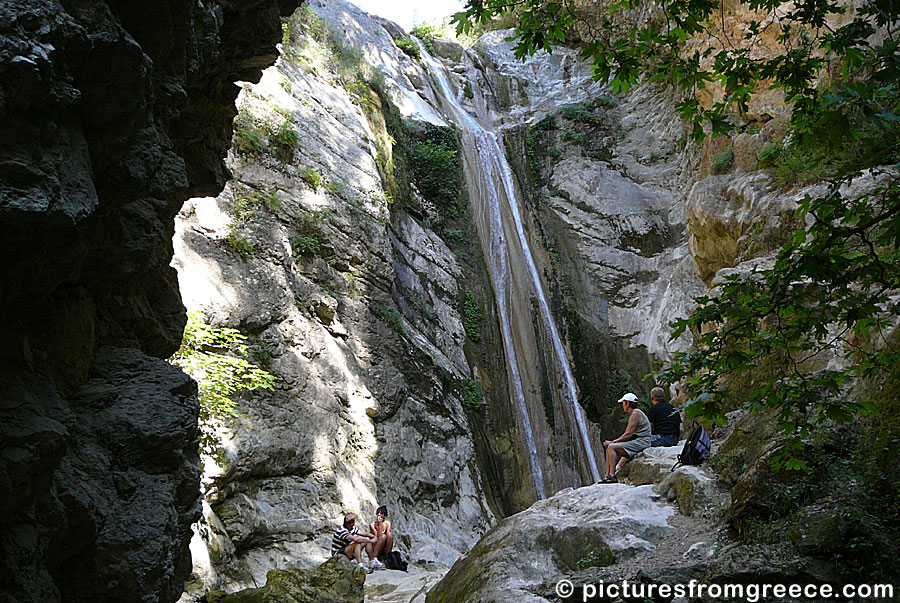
top-left (416, 40), bottom-right (602, 495)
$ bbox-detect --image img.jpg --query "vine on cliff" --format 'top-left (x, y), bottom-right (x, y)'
top-left (169, 312), bottom-right (276, 456)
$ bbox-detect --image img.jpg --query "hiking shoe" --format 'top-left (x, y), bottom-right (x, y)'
top-left (600, 475), bottom-right (617, 484)
top-left (358, 562), bottom-right (373, 574)
top-left (370, 559), bottom-right (385, 570)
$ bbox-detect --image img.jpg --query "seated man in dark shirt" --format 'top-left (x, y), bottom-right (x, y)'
top-left (647, 386), bottom-right (683, 447)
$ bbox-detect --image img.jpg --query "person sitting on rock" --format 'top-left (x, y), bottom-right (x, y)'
top-left (331, 513), bottom-right (383, 572)
top-left (600, 392), bottom-right (651, 483)
top-left (369, 505), bottom-right (394, 563)
top-left (647, 386), bottom-right (683, 447)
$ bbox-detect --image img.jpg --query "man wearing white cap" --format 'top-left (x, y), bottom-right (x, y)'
top-left (600, 392), bottom-right (652, 483)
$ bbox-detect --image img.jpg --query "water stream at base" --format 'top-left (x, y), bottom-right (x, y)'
top-left (416, 40), bottom-right (602, 495)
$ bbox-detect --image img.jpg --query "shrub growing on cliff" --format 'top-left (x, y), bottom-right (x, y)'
top-left (405, 122), bottom-right (464, 217)
top-left (274, 119), bottom-right (300, 162)
top-left (396, 38), bottom-right (421, 59)
top-left (710, 146), bottom-right (734, 175)
top-left (411, 23), bottom-right (439, 54)
top-left (375, 304), bottom-right (406, 335)
top-left (169, 312), bottom-right (275, 455)
top-left (299, 167), bottom-right (322, 189)
top-left (461, 379), bottom-right (484, 413)
top-left (225, 229), bottom-right (255, 256)
top-left (463, 288), bottom-right (483, 343)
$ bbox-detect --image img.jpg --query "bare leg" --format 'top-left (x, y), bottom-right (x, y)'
top-left (373, 535), bottom-right (385, 559)
top-left (605, 445), bottom-right (615, 477)
top-left (384, 534), bottom-right (393, 556)
top-left (345, 543), bottom-right (363, 565)
top-left (615, 452), bottom-right (629, 474)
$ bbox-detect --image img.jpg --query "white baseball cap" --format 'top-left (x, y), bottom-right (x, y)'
top-left (618, 392), bottom-right (638, 404)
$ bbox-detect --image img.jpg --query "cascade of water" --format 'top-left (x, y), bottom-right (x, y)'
top-left (414, 41), bottom-right (547, 498)
top-left (416, 40), bottom-right (602, 491)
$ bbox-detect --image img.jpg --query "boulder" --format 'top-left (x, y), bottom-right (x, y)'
top-left (703, 543), bottom-right (840, 591)
top-left (618, 445), bottom-right (721, 516)
top-left (207, 556), bottom-right (365, 603)
top-left (431, 38), bottom-right (463, 63)
top-left (686, 173), bottom-right (799, 284)
top-left (425, 484), bottom-right (675, 603)
top-left (795, 500), bottom-right (848, 555)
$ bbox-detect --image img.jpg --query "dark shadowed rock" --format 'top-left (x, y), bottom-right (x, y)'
top-left (0, 0), bottom-right (298, 601)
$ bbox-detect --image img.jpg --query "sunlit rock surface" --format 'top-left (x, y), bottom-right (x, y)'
top-left (174, 1), bottom-right (493, 596)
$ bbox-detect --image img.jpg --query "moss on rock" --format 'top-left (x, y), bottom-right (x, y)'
top-left (207, 556), bottom-right (365, 603)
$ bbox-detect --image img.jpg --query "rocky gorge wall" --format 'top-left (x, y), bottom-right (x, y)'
top-left (0, 1), bottom-right (297, 601)
top-left (465, 31), bottom-right (707, 437)
top-left (173, 2), bottom-right (501, 596)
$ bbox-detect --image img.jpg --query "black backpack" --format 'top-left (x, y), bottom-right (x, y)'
top-left (384, 551), bottom-right (407, 572)
top-left (672, 422), bottom-right (711, 470)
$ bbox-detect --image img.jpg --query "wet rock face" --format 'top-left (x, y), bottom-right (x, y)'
top-left (473, 31), bottom-right (706, 427)
top-left (0, 1), bottom-right (296, 601)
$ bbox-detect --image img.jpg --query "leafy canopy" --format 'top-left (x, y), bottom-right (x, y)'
top-left (453, 0), bottom-right (900, 466)
top-left (169, 311), bottom-right (276, 456)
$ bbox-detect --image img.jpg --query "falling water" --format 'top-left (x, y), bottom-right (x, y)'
top-left (416, 40), bottom-right (602, 494)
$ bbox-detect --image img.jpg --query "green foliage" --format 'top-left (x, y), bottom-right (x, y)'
top-left (710, 145), bottom-right (734, 175)
top-left (412, 296), bottom-right (437, 321)
top-left (375, 304), bottom-right (406, 335)
top-left (232, 109), bottom-right (266, 156)
top-left (525, 133), bottom-right (539, 180)
top-left (560, 103), bottom-right (604, 125)
top-left (169, 311), bottom-right (275, 455)
top-left (299, 166), bottom-right (323, 189)
top-left (274, 119), bottom-right (299, 162)
top-left (232, 108), bottom-right (297, 164)
top-left (463, 288), bottom-right (483, 343)
top-left (452, 0), bottom-right (899, 142)
top-left (606, 367), bottom-right (632, 406)
top-left (224, 229), bottom-right (255, 256)
top-left (224, 185), bottom-right (282, 257)
top-left (463, 81), bottom-right (474, 99)
top-left (757, 143), bottom-right (783, 167)
top-left (236, 187), bottom-right (282, 214)
top-left (534, 113), bottom-right (556, 131)
top-left (576, 546), bottom-right (614, 569)
top-left (292, 208), bottom-right (333, 259)
top-left (291, 234), bottom-right (320, 256)
top-left (444, 228), bottom-right (465, 247)
top-left (460, 379), bottom-right (484, 413)
top-left (561, 129), bottom-right (586, 145)
top-left (411, 23), bottom-right (439, 54)
top-left (396, 38), bottom-right (422, 59)
top-left (254, 342), bottom-right (276, 367)
top-left (660, 173), bottom-right (900, 467)
top-left (405, 122), bottom-right (464, 217)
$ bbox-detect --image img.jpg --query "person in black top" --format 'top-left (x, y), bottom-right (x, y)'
top-left (647, 387), bottom-right (683, 447)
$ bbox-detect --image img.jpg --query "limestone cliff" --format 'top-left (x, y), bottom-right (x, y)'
top-left (0, 1), bottom-right (297, 601)
top-left (173, 2), bottom-right (497, 595)
top-left (468, 30), bottom-right (707, 436)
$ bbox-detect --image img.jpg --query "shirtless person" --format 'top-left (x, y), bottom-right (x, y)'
top-left (331, 512), bottom-right (384, 572)
top-left (369, 505), bottom-right (393, 561)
